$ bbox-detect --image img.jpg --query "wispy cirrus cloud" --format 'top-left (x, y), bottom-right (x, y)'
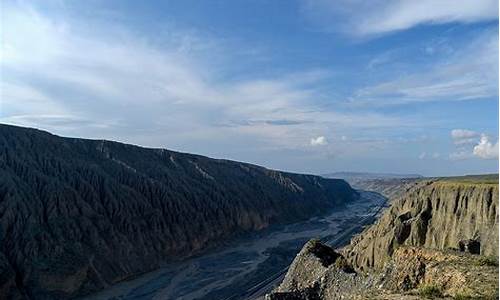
top-left (2, 1), bottom-right (496, 176)
top-left (419, 152), bottom-right (441, 160)
top-left (451, 129), bottom-right (480, 145)
top-left (0, 2), bottom-right (405, 155)
top-left (449, 150), bottom-right (474, 161)
top-left (300, 0), bottom-right (498, 36)
top-left (349, 30), bottom-right (498, 106)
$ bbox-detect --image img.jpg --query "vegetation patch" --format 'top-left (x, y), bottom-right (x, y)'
top-left (437, 174), bottom-right (498, 184)
top-left (474, 256), bottom-right (498, 267)
top-left (418, 284), bottom-right (443, 299)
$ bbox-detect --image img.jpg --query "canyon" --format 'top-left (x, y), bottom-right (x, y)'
top-left (0, 124), bottom-right (357, 299)
top-left (1, 124), bottom-right (497, 300)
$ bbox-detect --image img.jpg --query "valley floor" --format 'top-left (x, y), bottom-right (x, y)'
top-left (82, 191), bottom-right (386, 300)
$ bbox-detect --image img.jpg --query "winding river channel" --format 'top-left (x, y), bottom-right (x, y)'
top-left (84, 190), bottom-right (386, 300)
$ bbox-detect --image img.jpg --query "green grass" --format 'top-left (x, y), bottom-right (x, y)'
top-left (436, 174), bottom-right (498, 184)
top-left (474, 256), bottom-right (498, 267)
top-left (418, 284), bottom-right (443, 299)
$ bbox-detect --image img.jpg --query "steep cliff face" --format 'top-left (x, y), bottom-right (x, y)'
top-left (0, 124), bottom-right (357, 299)
top-left (345, 178), bottom-right (498, 270)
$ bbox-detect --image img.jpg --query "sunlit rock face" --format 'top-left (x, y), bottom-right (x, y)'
top-left (0, 124), bottom-right (357, 299)
top-left (344, 178), bottom-right (498, 271)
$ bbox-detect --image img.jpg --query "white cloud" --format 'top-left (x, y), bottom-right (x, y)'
top-left (473, 134), bottom-right (499, 159)
top-left (358, 0), bottom-right (498, 35)
top-left (448, 130), bottom-right (498, 160)
top-left (418, 152), bottom-right (426, 160)
top-left (310, 136), bottom-right (328, 146)
top-left (451, 129), bottom-right (479, 139)
top-left (301, 0), bottom-right (498, 36)
top-left (451, 129), bottom-right (480, 145)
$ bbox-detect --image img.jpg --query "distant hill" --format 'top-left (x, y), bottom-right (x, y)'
top-left (0, 124), bottom-right (357, 299)
top-left (435, 174), bottom-right (498, 184)
top-left (322, 172), bottom-right (423, 180)
top-left (322, 172), bottom-right (424, 199)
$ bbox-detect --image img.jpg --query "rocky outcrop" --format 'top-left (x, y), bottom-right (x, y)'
top-left (268, 242), bottom-right (499, 299)
top-left (344, 179), bottom-right (498, 271)
top-left (0, 124), bottom-right (357, 299)
top-left (268, 240), bottom-right (365, 300)
top-left (379, 246), bottom-right (498, 298)
top-left (276, 240), bottom-right (352, 294)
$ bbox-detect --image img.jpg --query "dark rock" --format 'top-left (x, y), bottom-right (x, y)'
top-left (458, 239), bottom-right (481, 254)
top-left (0, 252), bottom-right (23, 300)
top-left (304, 240), bottom-right (342, 267)
top-left (266, 285), bottom-right (321, 300)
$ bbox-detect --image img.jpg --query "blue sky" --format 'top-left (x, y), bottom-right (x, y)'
top-left (1, 0), bottom-right (498, 176)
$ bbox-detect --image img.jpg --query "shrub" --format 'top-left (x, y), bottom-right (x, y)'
top-left (418, 284), bottom-right (443, 299)
top-left (453, 293), bottom-right (474, 300)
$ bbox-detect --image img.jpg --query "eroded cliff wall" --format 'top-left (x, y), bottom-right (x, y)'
top-left (344, 178), bottom-right (498, 271)
top-left (0, 124), bottom-right (357, 299)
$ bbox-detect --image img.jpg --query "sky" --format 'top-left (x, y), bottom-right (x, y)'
top-left (1, 0), bottom-right (499, 176)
